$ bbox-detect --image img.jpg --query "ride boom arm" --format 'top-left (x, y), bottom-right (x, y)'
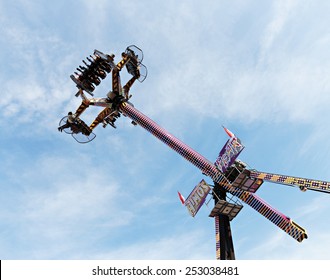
top-left (119, 102), bottom-right (307, 242)
top-left (250, 170), bottom-right (330, 193)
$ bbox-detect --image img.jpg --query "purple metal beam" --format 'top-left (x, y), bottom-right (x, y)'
top-left (119, 102), bottom-right (308, 242)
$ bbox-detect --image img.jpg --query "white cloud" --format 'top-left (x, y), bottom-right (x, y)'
top-left (1, 0), bottom-right (330, 261)
top-left (1, 0), bottom-right (329, 130)
top-left (0, 152), bottom-right (138, 258)
top-left (236, 192), bottom-right (330, 260)
top-left (93, 229), bottom-right (213, 260)
top-left (240, 227), bottom-right (330, 260)
top-left (259, 0), bottom-right (298, 63)
top-left (126, 0), bottom-right (330, 128)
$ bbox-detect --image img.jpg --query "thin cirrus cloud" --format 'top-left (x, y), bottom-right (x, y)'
top-left (0, 0), bottom-right (330, 260)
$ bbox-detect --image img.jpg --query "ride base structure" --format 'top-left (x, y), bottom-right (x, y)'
top-left (59, 46), bottom-right (330, 260)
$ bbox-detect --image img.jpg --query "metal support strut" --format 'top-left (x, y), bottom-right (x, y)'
top-left (213, 182), bottom-right (236, 260)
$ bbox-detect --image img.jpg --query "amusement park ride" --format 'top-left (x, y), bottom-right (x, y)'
top-left (58, 46), bottom-right (330, 260)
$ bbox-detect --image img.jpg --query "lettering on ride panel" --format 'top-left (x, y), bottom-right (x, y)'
top-left (185, 180), bottom-right (211, 217)
top-left (215, 137), bottom-right (244, 173)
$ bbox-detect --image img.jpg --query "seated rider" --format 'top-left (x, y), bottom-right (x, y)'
top-left (58, 112), bottom-right (92, 136)
top-left (58, 112), bottom-right (79, 133)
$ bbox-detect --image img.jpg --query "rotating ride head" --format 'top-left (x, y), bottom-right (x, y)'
top-left (59, 45), bottom-right (147, 144)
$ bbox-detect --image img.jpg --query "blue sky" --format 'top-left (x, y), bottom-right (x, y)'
top-left (1, 0), bottom-right (330, 260)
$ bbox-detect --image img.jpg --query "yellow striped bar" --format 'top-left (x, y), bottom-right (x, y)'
top-left (74, 100), bottom-right (90, 118)
top-left (250, 170), bottom-right (330, 193)
top-left (89, 107), bottom-right (113, 130)
top-left (116, 53), bottom-right (130, 71)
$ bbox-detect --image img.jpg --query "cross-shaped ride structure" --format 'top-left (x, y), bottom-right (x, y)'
top-left (58, 46), bottom-right (330, 260)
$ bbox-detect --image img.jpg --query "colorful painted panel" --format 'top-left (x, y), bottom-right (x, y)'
top-left (184, 179), bottom-right (211, 217)
top-left (215, 137), bottom-right (244, 173)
